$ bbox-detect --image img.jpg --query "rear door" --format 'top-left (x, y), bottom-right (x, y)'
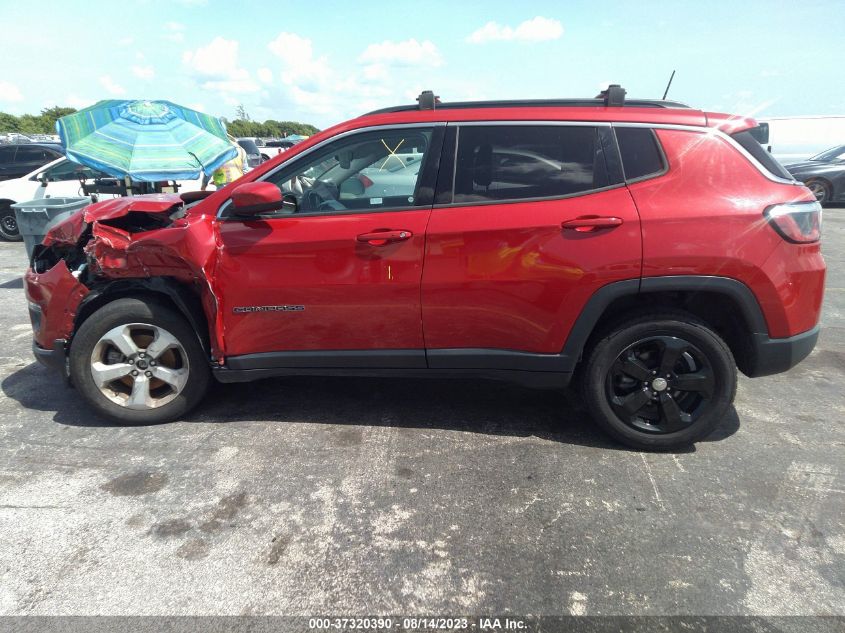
top-left (215, 124), bottom-right (444, 364)
top-left (421, 122), bottom-right (641, 368)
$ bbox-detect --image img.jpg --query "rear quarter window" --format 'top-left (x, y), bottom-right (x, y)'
top-left (731, 130), bottom-right (793, 180)
top-left (615, 127), bottom-right (665, 181)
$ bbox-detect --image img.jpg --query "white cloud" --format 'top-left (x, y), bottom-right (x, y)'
top-left (132, 65), bottom-right (155, 80)
top-left (202, 77), bottom-right (261, 94)
top-left (183, 36), bottom-right (241, 78)
top-left (183, 37), bottom-right (261, 97)
top-left (467, 16), bottom-right (563, 43)
top-left (163, 21), bottom-right (185, 43)
top-left (257, 67), bottom-right (274, 84)
top-left (257, 31), bottom-right (450, 124)
top-left (64, 94), bottom-right (92, 109)
top-left (0, 81), bottom-right (23, 102)
top-left (267, 32), bottom-right (331, 85)
top-left (99, 75), bottom-right (126, 96)
top-left (358, 39), bottom-right (442, 67)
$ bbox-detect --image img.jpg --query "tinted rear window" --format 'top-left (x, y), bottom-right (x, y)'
top-left (731, 130), bottom-right (793, 180)
top-left (237, 139), bottom-right (260, 154)
top-left (615, 128), bottom-right (665, 181)
top-left (453, 125), bottom-right (610, 204)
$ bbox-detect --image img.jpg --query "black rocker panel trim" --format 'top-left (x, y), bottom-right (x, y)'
top-left (226, 349), bottom-right (427, 370)
top-left (426, 349), bottom-right (567, 371)
top-left (213, 366), bottom-right (570, 390)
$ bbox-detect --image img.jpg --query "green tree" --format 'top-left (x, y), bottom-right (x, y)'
top-left (17, 114), bottom-right (44, 134)
top-left (0, 112), bottom-right (20, 133)
top-left (40, 106), bottom-right (77, 132)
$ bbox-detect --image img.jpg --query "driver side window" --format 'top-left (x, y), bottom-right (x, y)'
top-left (264, 128), bottom-right (433, 214)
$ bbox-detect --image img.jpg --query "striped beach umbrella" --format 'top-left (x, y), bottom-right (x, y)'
top-left (56, 100), bottom-right (238, 182)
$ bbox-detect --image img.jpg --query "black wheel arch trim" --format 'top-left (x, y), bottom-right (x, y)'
top-left (73, 277), bottom-right (211, 355)
top-left (558, 275), bottom-right (770, 373)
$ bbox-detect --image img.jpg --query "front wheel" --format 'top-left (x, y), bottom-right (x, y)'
top-left (0, 207), bottom-right (22, 241)
top-left (805, 179), bottom-right (831, 205)
top-left (69, 298), bottom-right (210, 424)
top-left (581, 313), bottom-right (737, 450)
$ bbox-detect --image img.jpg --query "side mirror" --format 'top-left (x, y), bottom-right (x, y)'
top-left (36, 172), bottom-right (48, 186)
top-left (231, 182), bottom-right (286, 216)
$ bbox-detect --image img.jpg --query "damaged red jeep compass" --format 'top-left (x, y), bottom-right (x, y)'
top-left (24, 87), bottom-right (825, 449)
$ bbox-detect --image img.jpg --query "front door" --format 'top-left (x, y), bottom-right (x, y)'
top-left (216, 125), bottom-right (443, 367)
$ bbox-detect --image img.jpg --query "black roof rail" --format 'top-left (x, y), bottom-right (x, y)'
top-left (364, 86), bottom-right (690, 116)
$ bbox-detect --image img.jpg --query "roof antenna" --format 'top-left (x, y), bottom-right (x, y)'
top-left (662, 70), bottom-right (676, 100)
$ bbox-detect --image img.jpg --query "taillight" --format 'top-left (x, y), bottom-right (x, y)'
top-left (358, 174), bottom-right (374, 189)
top-left (764, 201), bottom-right (822, 243)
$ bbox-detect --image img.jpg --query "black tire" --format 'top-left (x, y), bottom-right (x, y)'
top-left (69, 298), bottom-right (210, 424)
top-left (581, 312), bottom-right (737, 450)
top-left (805, 179), bottom-right (831, 205)
top-left (0, 207), bottom-right (22, 241)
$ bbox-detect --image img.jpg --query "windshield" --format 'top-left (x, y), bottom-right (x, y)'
top-left (810, 145), bottom-right (845, 161)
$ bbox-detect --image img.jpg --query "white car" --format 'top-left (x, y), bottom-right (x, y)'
top-left (0, 157), bottom-right (204, 241)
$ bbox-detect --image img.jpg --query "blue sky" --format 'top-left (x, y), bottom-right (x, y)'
top-left (0, 0), bottom-right (842, 129)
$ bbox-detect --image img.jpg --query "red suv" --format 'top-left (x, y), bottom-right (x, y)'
top-left (24, 86), bottom-right (825, 449)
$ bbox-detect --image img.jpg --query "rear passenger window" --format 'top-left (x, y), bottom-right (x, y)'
top-left (615, 127), bottom-right (665, 181)
top-left (453, 125), bottom-right (610, 204)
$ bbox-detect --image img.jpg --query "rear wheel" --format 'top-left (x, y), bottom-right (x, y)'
top-left (69, 298), bottom-right (210, 424)
top-left (581, 313), bottom-right (736, 450)
top-left (0, 207), bottom-right (21, 241)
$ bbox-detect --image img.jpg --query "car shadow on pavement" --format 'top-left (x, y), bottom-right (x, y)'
top-left (1, 362), bottom-right (740, 452)
top-left (0, 276), bottom-right (23, 289)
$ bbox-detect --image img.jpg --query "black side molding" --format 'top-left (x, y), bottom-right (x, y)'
top-left (226, 349), bottom-right (427, 370)
top-left (214, 366), bottom-right (570, 390)
top-left (427, 348), bottom-right (568, 372)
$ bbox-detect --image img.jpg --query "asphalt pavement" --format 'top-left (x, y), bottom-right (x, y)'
top-left (0, 212), bottom-right (842, 620)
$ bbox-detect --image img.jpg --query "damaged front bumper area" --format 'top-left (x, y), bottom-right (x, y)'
top-left (23, 192), bottom-right (217, 374)
top-left (25, 258), bottom-right (90, 374)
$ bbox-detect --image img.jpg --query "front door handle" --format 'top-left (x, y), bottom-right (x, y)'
top-left (356, 229), bottom-right (413, 246)
top-left (561, 216), bottom-right (624, 232)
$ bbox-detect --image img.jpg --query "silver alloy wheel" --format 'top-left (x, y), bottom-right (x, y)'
top-left (806, 181), bottom-right (828, 202)
top-left (90, 323), bottom-right (190, 410)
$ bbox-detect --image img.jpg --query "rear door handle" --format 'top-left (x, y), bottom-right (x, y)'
top-left (356, 229), bottom-right (413, 246)
top-left (561, 216), bottom-right (624, 232)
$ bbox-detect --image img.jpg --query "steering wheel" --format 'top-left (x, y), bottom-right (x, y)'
top-left (303, 190), bottom-right (325, 212)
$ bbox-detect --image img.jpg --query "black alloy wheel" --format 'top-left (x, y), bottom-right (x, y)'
top-left (607, 336), bottom-right (714, 434)
top-left (581, 313), bottom-right (736, 450)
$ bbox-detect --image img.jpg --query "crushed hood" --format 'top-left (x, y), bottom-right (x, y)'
top-left (43, 193), bottom-right (187, 247)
